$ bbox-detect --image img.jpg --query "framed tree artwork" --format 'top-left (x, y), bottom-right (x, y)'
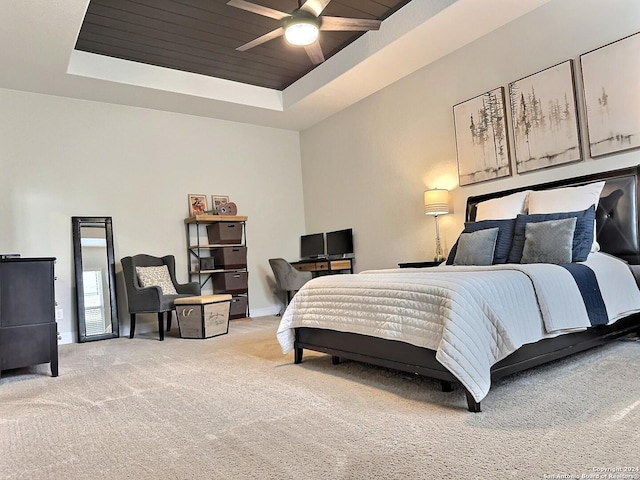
top-left (453, 87), bottom-right (511, 186)
top-left (580, 32), bottom-right (640, 158)
top-left (508, 60), bottom-right (582, 174)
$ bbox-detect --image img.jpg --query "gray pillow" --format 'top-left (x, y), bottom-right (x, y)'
top-left (521, 217), bottom-right (577, 264)
top-left (453, 228), bottom-right (499, 266)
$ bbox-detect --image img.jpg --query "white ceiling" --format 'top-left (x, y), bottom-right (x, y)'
top-left (0, 0), bottom-right (551, 131)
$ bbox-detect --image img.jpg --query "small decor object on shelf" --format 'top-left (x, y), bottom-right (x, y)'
top-left (188, 194), bottom-right (208, 216)
top-left (217, 202), bottom-right (238, 216)
top-left (211, 195), bottom-right (230, 213)
top-left (580, 32), bottom-right (640, 158)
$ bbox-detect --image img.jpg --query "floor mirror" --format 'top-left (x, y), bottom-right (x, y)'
top-left (72, 216), bottom-right (119, 342)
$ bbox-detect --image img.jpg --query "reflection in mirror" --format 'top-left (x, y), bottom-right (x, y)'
top-left (72, 217), bottom-right (119, 342)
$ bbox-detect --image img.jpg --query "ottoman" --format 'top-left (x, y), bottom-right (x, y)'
top-left (174, 294), bottom-right (232, 339)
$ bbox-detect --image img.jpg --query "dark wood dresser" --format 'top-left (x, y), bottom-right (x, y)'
top-left (0, 257), bottom-right (58, 378)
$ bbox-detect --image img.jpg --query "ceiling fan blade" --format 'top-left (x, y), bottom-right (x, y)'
top-left (299, 0), bottom-right (332, 17)
top-left (236, 27), bottom-right (285, 51)
top-left (320, 16), bottom-right (381, 31)
top-left (303, 41), bottom-right (325, 64)
top-left (227, 0), bottom-right (290, 21)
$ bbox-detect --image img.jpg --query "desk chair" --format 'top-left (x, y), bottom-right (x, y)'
top-left (269, 258), bottom-right (312, 307)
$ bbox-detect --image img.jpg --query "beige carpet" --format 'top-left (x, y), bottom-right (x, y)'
top-left (1, 316), bottom-right (639, 480)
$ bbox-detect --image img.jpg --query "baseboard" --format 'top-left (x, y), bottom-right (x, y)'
top-left (56, 304), bottom-right (284, 345)
top-left (57, 331), bottom-right (75, 345)
top-left (249, 305), bottom-right (282, 318)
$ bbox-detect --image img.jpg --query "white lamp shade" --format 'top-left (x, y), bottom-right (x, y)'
top-left (424, 189), bottom-right (450, 216)
top-left (284, 21), bottom-right (319, 46)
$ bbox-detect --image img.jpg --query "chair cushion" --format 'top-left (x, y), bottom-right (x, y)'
top-left (174, 294), bottom-right (233, 305)
top-left (136, 265), bottom-right (178, 295)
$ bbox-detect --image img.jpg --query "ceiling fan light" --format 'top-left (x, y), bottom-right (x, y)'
top-left (284, 21), bottom-right (319, 46)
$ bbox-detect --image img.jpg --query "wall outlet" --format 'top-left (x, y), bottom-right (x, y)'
top-left (55, 308), bottom-right (63, 320)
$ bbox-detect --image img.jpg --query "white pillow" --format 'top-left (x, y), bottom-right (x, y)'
top-left (475, 190), bottom-right (531, 220)
top-left (136, 265), bottom-right (178, 295)
top-left (527, 181), bottom-right (605, 252)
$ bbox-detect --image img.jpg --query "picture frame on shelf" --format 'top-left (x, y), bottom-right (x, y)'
top-left (508, 60), bottom-right (582, 174)
top-left (188, 194), bottom-right (208, 216)
top-left (580, 32), bottom-right (640, 158)
top-left (453, 86), bottom-right (511, 186)
top-left (211, 195), bottom-right (230, 212)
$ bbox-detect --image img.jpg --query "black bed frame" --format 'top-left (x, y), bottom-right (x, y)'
top-left (293, 166), bottom-right (640, 412)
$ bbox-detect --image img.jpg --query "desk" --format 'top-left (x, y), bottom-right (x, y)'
top-left (292, 257), bottom-right (354, 275)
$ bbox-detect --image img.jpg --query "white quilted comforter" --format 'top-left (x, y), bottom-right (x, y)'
top-left (276, 252), bottom-right (640, 402)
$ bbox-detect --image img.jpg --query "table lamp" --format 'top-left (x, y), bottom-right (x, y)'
top-left (424, 189), bottom-right (450, 262)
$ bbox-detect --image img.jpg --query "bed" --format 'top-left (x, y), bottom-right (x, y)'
top-left (277, 166), bottom-right (640, 412)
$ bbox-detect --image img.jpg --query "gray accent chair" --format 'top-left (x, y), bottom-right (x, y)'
top-left (121, 254), bottom-right (200, 341)
top-left (269, 258), bottom-right (313, 307)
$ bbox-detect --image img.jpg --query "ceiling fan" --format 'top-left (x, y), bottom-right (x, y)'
top-left (227, 0), bottom-right (382, 64)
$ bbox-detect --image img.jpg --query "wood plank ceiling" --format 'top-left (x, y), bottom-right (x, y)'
top-left (74, 0), bottom-right (413, 91)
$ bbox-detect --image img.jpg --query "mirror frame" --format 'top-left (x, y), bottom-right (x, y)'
top-left (72, 216), bottom-right (119, 342)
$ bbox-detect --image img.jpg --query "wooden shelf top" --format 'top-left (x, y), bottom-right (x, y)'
top-left (185, 214), bottom-right (248, 224)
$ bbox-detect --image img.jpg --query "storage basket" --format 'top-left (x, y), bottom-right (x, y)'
top-left (175, 294), bottom-right (232, 339)
top-left (211, 246), bottom-right (247, 269)
top-left (229, 295), bottom-right (248, 319)
top-left (212, 271), bottom-right (248, 294)
top-left (206, 222), bottom-right (243, 244)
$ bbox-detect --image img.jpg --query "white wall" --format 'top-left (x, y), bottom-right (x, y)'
top-left (300, 0), bottom-right (640, 272)
top-left (0, 89), bottom-right (305, 342)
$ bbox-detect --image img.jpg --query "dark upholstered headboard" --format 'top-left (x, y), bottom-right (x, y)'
top-left (466, 166), bottom-right (640, 265)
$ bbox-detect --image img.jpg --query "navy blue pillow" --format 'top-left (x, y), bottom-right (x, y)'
top-left (447, 218), bottom-right (516, 265)
top-left (507, 205), bottom-right (596, 263)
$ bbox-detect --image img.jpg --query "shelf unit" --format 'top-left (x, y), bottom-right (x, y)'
top-left (185, 215), bottom-right (249, 319)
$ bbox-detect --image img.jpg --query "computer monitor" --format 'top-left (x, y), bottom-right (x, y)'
top-left (326, 228), bottom-right (353, 257)
top-left (300, 233), bottom-right (325, 259)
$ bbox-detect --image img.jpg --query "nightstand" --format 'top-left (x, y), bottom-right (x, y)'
top-left (397, 261), bottom-right (442, 268)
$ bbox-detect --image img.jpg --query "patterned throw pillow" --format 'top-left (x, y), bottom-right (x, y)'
top-left (520, 217), bottom-right (577, 264)
top-left (453, 228), bottom-right (499, 266)
top-left (446, 218), bottom-right (516, 265)
top-left (135, 265), bottom-right (178, 295)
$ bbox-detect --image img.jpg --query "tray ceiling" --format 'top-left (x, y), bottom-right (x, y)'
top-left (0, 0), bottom-right (553, 129)
top-left (75, 0), bottom-right (413, 91)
